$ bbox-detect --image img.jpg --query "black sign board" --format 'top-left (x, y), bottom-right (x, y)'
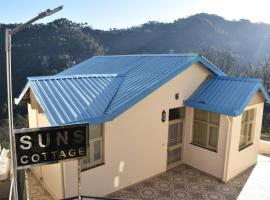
top-left (15, 123), bottom-right (88, 169)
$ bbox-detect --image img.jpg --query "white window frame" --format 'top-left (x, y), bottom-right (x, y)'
top-left (82, 125), bottom-right (104, 170)
top-left (239, 109), bottom-right (255, 150)
top-left (192, 109), bottom-right (220, 152)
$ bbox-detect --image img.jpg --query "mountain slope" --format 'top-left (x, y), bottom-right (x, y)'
top-left (86, 13), bottom-right (270, 64)
top-left (1, 13), bottom-right (270, 117)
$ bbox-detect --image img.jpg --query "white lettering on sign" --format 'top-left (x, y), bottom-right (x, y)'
top-left (18, 147), bottom-right (86, 165)
top-left (20, 135), bottom-right (32, 150)
top-left (38, 133), bottom-right (50, 148)
top-left (56, 131), bottom-right (68, 145)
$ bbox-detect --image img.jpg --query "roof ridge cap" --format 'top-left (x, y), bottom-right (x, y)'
top-left (28, 73), bottom-right (123, 81)
top-left (211, 76), bottom-right (261, 82)
top-left (93, 53), bottom-right (200, 58)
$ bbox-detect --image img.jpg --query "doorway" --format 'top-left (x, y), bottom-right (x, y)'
top-left (167, 107), bottom-right (185, 169)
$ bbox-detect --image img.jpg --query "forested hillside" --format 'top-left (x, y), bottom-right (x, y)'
top-left (1, 13), bottom-right (270, 147)
top-left (87, 13), bottom-right (270, 64)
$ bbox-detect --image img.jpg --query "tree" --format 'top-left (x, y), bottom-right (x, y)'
top-left (260, 57), bottom-right (270, 92)
top-left (200, 48), bottom-right (237, 74)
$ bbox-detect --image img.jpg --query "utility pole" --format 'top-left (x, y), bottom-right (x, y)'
top-left (5, 5), bottom-right (63, 199)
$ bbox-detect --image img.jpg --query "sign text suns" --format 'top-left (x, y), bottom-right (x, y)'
top-left (15, 124), bottom-right (88, 169)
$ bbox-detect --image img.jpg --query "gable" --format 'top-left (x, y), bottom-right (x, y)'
top-left (248, 92), bottom-right (265, 106)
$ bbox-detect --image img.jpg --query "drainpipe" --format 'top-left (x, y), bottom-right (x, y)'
top-left (222, 116), bottom-right (232, 182)
top-left (61, 162), bottom-right (66, 199)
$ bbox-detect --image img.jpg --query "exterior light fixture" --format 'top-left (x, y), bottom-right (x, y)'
top-left (161, 110), bottom-right (166, 123)
top-left (175, 93), bottom-right (179, 100)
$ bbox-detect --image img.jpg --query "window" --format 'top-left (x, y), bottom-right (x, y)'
top-left (192, 109), bottom-right (220, 151)
top-left (239, 109), bottom-right (255, 150)
top-left (169, 107), bottom-right (185, 121)
top-left (82, 125), bottom-right (104, 169)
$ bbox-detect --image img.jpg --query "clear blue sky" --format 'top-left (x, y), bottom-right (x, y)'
top-left (1, 0), bottom-right (270, 30)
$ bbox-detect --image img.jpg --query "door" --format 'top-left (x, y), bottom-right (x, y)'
top-left (167, 107), bottom-right (185, 169)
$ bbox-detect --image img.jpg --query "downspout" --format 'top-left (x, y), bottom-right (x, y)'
top-left (61, 162), bottom-right (66, 199)
top-left (222, 116), bottom-right (232, 182)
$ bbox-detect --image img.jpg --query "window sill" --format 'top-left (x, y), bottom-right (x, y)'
top-left (81, 162), bottom-right (105, 172)
top-left (239, 143), bottom-right (253, 151)
top-left (190, 143), bottom-right (217, 153)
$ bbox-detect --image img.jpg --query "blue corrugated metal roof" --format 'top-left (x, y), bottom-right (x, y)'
top-left (27, 74), bottom-right (123, 125)
top-left (59, 54), bottom-right (225, 76)
top-left (16, 54), bottom-right (228, 125)
top-left (184, 76), bottom-right (270, 116)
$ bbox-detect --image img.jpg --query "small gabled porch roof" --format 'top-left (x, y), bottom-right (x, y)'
top-left (184, 76), bottom-right (270, 116)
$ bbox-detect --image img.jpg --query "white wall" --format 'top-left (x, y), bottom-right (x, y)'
top-left (63, 62), bottom-right (213, 197)
top-left (225, 103), bottom-right (264, 181)
top-left (183, 107), bottom-right (229, 179)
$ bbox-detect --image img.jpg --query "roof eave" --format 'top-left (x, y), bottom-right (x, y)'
top-left (14, 83), bottom-right (30, 105)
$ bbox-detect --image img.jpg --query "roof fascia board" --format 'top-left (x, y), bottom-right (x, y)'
top-left (259, 83), bottom-right (270, 103)
top-left (198, 56), bottom-right (225, 76)
top-left (14, 83), bottom-right (30, 105)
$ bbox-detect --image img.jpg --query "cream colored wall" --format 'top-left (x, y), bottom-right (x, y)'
top-left (60, 62), bottom-right (213, 197)
top-left (28, 91), bottom-right (49, 127)
top-left (183, 107), bottom-right (229, 179)
top-left (28, 61), bottom-right (266, 197)
top-left (225, 102), bottom-right (264, 181)
top-left (248, 92), bottom-right (264, 106)
top-left (27, 91), bottom-right (64, 199)
top-left (258, 140), bottom-right (270, 154)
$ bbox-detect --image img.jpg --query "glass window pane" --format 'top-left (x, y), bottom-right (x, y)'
top-left (169, 107), bottom-right (185, 120)
top-left (83, 156), bottom-right (90, 165)
top-left (168, 124), bottom-right (180, 147)
top-left (242, 111), bottom-right (248, 123)
top-left (239, 125), bottom-right (245, 147)
top-left (93, 140), bottom-right (101, 161)
top-left (179, 122), bottom-right (183, 143)
top-left (249, 110), bottom-right (254, 121)
top-left (193, 121), bottom-right (207, 146)
top-left (194, 109), bottom-right (208, 122)
top-left (248, 123), bottom-right (252, 142)
top-left (89, 125), bottom-right (102, 139)
top-left (209, 112), bottom-right (220, 125)
top-left (209, 127), bottom-right (218, 148)
top-left (240, 124), bottom-right (248, 147)
top-left (167, 147), bottom-right (181, 164)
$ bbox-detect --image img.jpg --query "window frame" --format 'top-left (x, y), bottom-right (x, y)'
top-left (192, 109), bottom-right (220, 152)
top-left (239, 109), bottom-right (255, 151)
top-left (82, 124), bottom-right (104, 171)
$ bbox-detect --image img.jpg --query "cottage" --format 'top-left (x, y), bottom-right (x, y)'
top-left (16, 54), bottom-right (270, 199)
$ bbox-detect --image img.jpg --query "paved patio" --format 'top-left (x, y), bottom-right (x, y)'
top-left (26, 170), bottom-right (53, 200)
top-left (26, 164), bottom-right (253, 200)
top-left (107, 164), bottom-right (253, 200)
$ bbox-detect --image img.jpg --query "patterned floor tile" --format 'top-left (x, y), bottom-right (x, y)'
top-left (107, 164), bottom-right (253, 200)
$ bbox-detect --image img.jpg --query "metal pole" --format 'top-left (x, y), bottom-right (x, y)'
top-left (5, 29), bottom-right (18, 200)
top-left (4, 6), bottom-right (63, 200)
top-left (78, 159), bottom-right (81, 200)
